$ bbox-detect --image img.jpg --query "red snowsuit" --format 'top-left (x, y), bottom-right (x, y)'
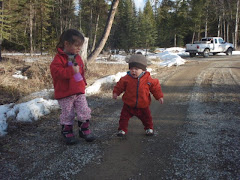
top-left (113, 71), bottom-right (163, 133)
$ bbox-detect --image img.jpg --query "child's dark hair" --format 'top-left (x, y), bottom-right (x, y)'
top-left (56, 29), bottom-right (85, 49)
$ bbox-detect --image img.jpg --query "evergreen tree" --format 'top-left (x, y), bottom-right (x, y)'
top-left (109, 0), bottom-right (138, 52)
top-left (34, 0), bottom-right (53, 53)
top-left (0, 0), bottom-right (11, 59)
top-left (1, 0), bottom-right (240, 52)
top-left (188, 0), bottom-right (209, 42)
top-left (139, 0), bottom-right (157, 49)
top-left (156, 0), bottom-right (175, 47)
top-left (171, 0), bottom-right (189, 46)
top-left (0, 0), bottom-right (10, 41)
top-left (79, 0), bottom-right (108, 52)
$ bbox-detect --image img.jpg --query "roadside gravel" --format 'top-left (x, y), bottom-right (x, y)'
top-left (0, 56), bottom-right (239, 179)
top-left (167, 59), bottom-right (240, 179)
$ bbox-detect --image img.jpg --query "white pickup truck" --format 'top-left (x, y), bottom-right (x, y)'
top-left (185, 37), bottom-right (235, 57)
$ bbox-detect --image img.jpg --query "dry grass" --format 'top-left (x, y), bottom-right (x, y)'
top-left (0, 54), bottom-right (162, 105)
top-left (0, 56), bottom-right (128, 104)
top-left (85, 62), bottom-right (128, 85)
top-left (0, 56), bottom-right (53, 104)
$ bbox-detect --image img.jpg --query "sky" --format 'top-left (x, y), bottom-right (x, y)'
top-left (134, 0), bottom-right (146, 10)
top-left (1, 48), bottom-right (240, 136)
top-left (73, 0), bottom-right (147, 14)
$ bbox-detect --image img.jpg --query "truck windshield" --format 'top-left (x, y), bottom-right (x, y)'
top-left (218, 38), bottom-right (225, 44)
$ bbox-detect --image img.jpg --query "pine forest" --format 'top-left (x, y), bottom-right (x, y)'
top-left (0, 0), bottom-right (239, 57)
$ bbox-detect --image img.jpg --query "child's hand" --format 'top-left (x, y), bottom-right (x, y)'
top-left (113, 93), bottom-right (118, 99)
top-left (72, 65), bottom-right (79, 74)
top-left (158, 98), bottom-right (164, 104)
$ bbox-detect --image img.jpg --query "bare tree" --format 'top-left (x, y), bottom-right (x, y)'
top-left (87, 0), bottom-right (119, 62)
top-left (91, 14), bottom-right (99, 52)
top-left (234, 0), bottom-right (239, 48)
top-left (0, 1), bottom-right (3, 61)
top-left (30, 0), bottom-right (34, 56)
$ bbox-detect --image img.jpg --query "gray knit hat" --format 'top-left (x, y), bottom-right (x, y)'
top-left (128, 54), bottom-right (147, 71)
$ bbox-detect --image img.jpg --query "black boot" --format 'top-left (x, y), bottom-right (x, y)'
top-left (78, 120), bottom-right (96, 142)
top-left (61, 125), bottom-right (77, 145)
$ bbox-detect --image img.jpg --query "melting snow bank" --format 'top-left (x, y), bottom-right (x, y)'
top-left (85, 68), bottom-right (153, 95)
top-left (0, 69), bottom-right (156, 136)
top-left (157, 51), bottom-right (186, 67)
top-left (86, 72), bottom-right (126, 95)
top-left (0, 72), bottom-right (126, 136)
top-left (96, 48), bottom-right (187, 67)
top-left (0, 98), bottom-right (59, 136)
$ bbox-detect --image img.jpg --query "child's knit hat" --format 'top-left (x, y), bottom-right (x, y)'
top-left (128, 54), bottom-right (147, 71)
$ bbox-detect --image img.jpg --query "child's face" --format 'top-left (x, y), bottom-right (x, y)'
top-left (64, 41), bottom-right (82, 55)
top-left (129, 67), bottom-right (144, 78)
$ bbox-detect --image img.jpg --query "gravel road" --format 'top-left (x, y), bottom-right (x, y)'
top-left (0, 55), bottom-right (240, 180)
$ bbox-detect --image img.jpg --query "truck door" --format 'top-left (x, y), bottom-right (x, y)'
top-left (218, 38), bottom-right (225, 52)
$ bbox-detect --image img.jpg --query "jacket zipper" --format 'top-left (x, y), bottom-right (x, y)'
top-left (135, 77), bottom-right (140, 108)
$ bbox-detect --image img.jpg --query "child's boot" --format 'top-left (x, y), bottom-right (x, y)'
top-left (145, 128), bottom-right (154, 136)
top-left (78, 120), bottom-right (96, 142)
top-left (61, 125), bottom-right (77, 145)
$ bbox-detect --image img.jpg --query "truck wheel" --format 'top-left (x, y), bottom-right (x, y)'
top-left (203, 49), bottom-right (210, 58)
top-left (226, 48), bottom-right (233, 56)
top-left (190, 53), bottom-right (196, 57)
top-left (213, 53), bottom-right (217, 55)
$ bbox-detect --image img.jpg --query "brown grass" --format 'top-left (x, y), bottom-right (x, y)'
top-left (85, 62), bottom-right (128, 85)
top-left (0, 54), bottom-right (162, 105)
top-left (0, 56), bottom-right (129, 104)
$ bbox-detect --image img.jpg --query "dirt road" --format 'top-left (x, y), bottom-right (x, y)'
top-left (1, 55), bottom-right (240, 179)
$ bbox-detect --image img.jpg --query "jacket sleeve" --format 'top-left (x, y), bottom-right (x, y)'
top-left (76, 55), bottom-right (87, 85)
top-left (113, 77), bottom-right (126, 96)
top-left (50, 55), bottom-right (74, 80)
top-left (149, 78), bottom-right (164, 100)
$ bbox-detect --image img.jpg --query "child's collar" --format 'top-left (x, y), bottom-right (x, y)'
top-left (127, 71), bottom-right (146, 78)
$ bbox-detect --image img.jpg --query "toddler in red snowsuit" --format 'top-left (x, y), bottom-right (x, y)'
top-left (113, 54), bottom-right (164, 136)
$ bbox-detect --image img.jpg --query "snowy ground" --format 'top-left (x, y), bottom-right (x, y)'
top-left (1, 47), bottom-right (240, 136)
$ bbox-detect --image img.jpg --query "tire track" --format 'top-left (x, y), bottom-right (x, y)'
top-left (168, 60), bottom-right (240, 179)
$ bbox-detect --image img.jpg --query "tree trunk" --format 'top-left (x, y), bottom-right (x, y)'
top-left (205, 16), bottom-right (208, 37)
top-left (91, 14), bottom-right (100, 52)
top-left (174, 33), bottom-right (176, 47)
top-left (227, 22), bottom-right (229, 42)
top-left (89, 6), bottom-right (93, 51)
top-left (0, 1), bottom-right (3, 61)
top-left (234, 0), bottom-right (239, 48)
top-left (218, 15), bottom-right (221, 37)
top-left (223, 10), bottom-right (226, 40)
top-left (40, 1), bottom-right (43, 55)
top-left (192, 31), bottom-right (195, 44)
top-left (79, 0), bottom-right (82, 31)
top-left (59, 0), bottom-right (63, 34)
top-left (87, 0), bottom-right (119, 62)
top-left (30, 0), bottom-right (33, 56)
top-left (197, 31), bottom-right (200, 41)
top-left (80, 37), bottom-right (89, 65)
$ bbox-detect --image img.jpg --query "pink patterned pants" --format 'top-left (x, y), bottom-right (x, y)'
top-left (58, 94), bottom-right (91, 125)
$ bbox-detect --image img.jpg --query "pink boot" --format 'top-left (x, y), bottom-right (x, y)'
top-left (78, 120), bottom-right (95, 142)
top-left (61, 125), bottom-right (77, 145)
